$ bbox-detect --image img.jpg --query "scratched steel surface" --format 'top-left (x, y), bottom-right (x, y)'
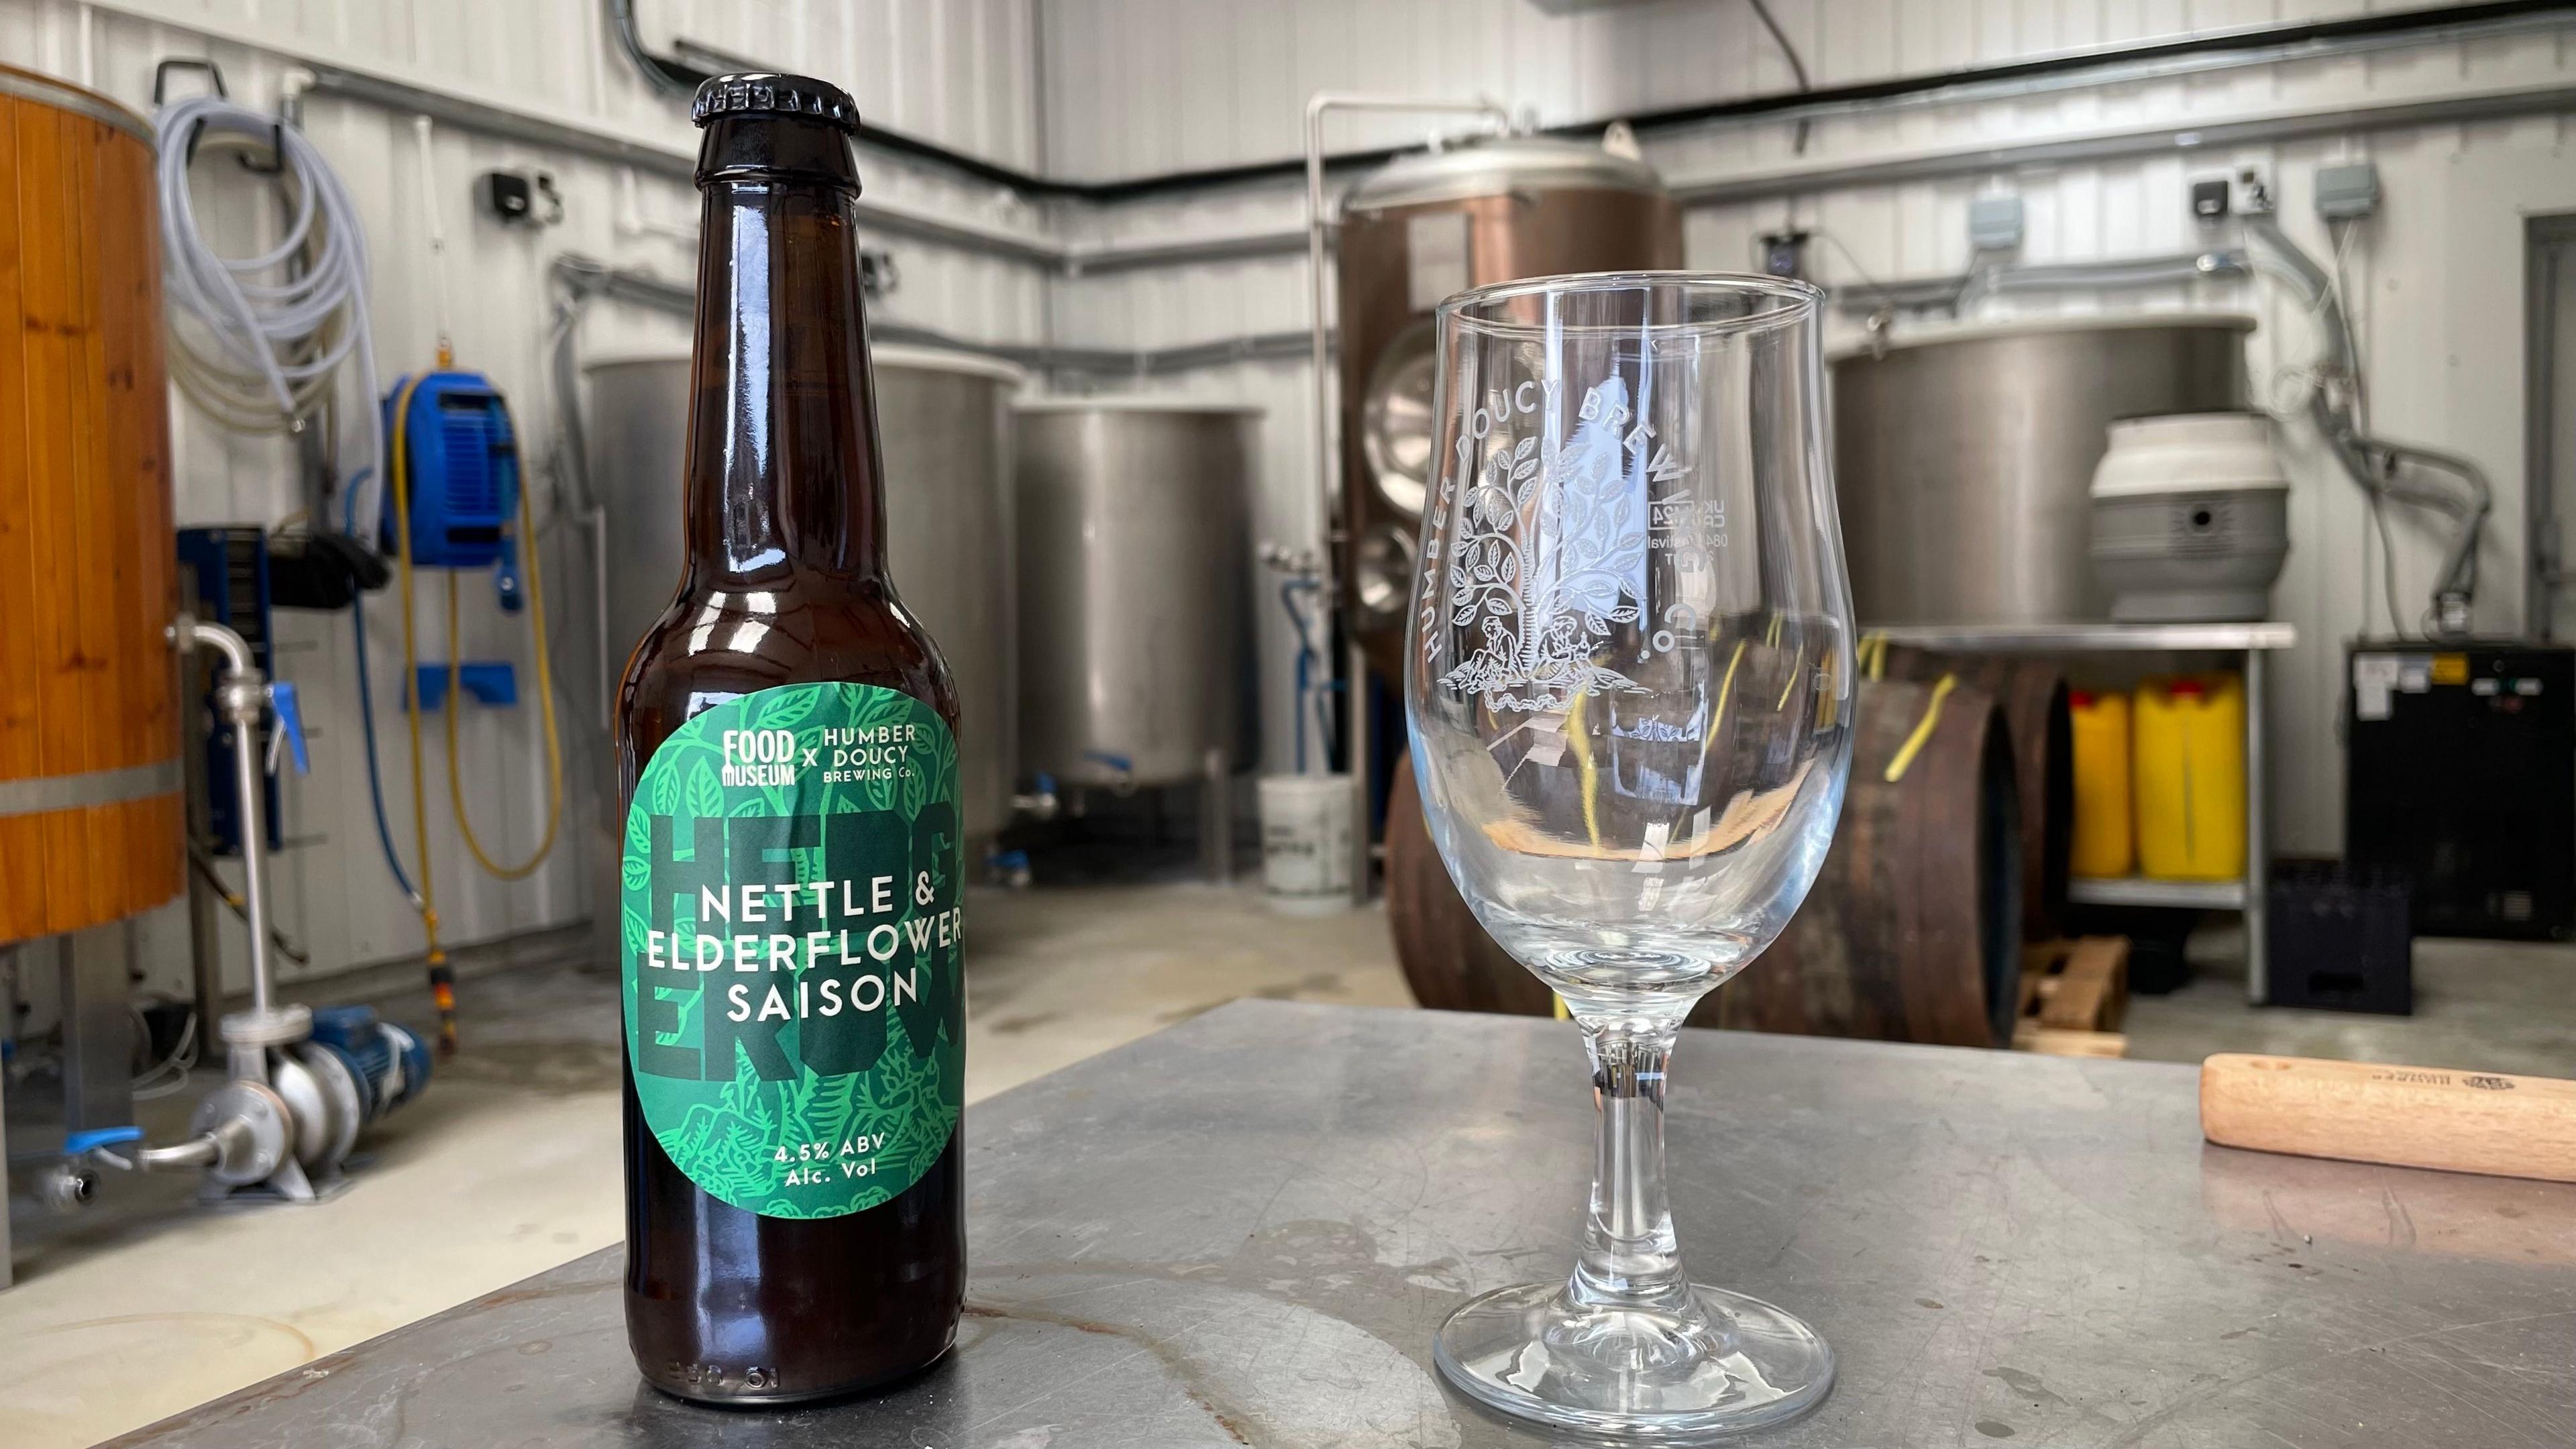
top-left (115, 1000), bottom-right (2576, 1448)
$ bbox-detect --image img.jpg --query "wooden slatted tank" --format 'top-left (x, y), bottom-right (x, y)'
top-left (0, 65), bottom-right (183, 945)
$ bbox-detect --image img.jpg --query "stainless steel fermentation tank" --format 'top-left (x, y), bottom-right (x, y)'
top-left (586, 344), bottom-right (1022, 844)
top-left (1334, 136), bottom-right (1682, 676)
top-left (1013, 402), bottom-right (1256, 791)
top-left (1830, 316), bottom-right (2254, 625)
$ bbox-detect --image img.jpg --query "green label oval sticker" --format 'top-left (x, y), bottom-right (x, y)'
top-left (621, 682), bottom-right (964, 1218)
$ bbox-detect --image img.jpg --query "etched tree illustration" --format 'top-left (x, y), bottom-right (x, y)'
top-left (1440, 378), bottom-right (1651, 710)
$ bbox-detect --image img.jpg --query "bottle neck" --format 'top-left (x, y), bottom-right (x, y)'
top-left (682, 170), bottom-right (885, 584)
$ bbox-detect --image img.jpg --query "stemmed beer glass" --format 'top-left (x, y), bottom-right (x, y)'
top-left (1405, 272), bottom-right (1856, 1439)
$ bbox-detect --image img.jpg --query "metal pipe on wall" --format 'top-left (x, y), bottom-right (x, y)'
top-left (1835, 250), bottom-right (2250, 317)
top-left (1670, 78), bottom-right (2576, 210)
top-left (170, 619), bottom-right (279, 1022)
top-left (547, 252), bottom-right (1312, 380)
top-left (2238, 209), bottom-right (2492, 633)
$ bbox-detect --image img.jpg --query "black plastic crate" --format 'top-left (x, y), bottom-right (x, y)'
top-left (2265, 861), bottom-right (2412, 1014)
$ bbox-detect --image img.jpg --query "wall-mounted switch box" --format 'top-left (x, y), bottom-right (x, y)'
top-left (1759, 229), bottom-right (1810, 280)
top-left (2191, 177), bottom-right (2232, 221)
top-left (1968, 194), bottom-right (2024, 252)
top-left (2315, 161), bottom-right (2381, 221)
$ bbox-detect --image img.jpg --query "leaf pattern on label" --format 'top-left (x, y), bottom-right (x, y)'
top-left (621, 683), bottom-right (965, 1220)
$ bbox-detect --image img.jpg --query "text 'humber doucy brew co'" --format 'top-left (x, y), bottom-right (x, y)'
top-left (616, 72), bottom-right (965, 1404)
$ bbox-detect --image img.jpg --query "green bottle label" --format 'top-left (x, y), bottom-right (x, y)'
top-left (621, 682), bottom-right (964, 1220)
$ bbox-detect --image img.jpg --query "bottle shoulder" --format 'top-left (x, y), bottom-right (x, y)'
top-left (616, 576), bottom-right (957, 761)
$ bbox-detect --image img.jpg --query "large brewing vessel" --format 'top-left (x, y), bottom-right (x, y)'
top-left (588, 345), bottom-right (1020, 838)
top-left (1334, 136), bottom-right (1681, 676)
top-left (0, 66), bottom-right (183, 943)
top-left (1830, 315), bottom-right (2253, 625)
top-left (1013, 402), bottom-right (1255, 789)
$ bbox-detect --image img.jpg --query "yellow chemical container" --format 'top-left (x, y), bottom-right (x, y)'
top-left (2132, 674), bottom-right (2247, 881)
top-left (2068, 689), bottom-right (2135, 879)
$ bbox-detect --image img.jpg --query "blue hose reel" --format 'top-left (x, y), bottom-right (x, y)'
top-left (380, 370), bottom-right (524, 610)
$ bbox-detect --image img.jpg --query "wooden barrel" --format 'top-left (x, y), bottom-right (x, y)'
top-left (1703, 678), bottom-right (2022, 1047)
top-left (1386, 753), bottom-right (1554, 1018)
top-left (1387, 679), bottom-right (2024, 1046)
top-left (1882, 646), bottom-right (2070, 941)
top-left (0, 67), bottom-right (183, 945)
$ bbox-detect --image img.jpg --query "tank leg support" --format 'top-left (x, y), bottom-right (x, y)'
top-left (2243, 646), bottom-right (2270, 1005)
top-left (1201, 747), bottom-right (1232, 884)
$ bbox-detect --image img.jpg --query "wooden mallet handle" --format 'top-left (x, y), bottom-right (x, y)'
top-left (2200, 1053), bottom-right (2576, 1183)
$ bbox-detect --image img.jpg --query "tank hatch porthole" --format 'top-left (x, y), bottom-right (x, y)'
top-left (1356, 523), bottom-right (1418, 623)
top-left (1362, 321), bottom-right (1439, 518)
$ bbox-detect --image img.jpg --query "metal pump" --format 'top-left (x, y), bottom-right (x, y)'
top-left (85, 617), bottom-right (429, 1202)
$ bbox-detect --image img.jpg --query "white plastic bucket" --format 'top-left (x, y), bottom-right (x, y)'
top-left (1258, 775), bottom-right (1354, 913)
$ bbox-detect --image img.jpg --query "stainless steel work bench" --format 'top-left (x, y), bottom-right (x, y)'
top-left (115, 1000), bottom-right (2573, 1448)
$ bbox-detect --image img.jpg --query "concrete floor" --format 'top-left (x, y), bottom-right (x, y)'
top-left (4, 881), bottom-right (2571, 1448)
top-left (2123, 923), bottom-right (2575, 1076)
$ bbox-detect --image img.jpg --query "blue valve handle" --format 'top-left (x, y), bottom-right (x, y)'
top-left (266, 681), bottom-right (311, 775)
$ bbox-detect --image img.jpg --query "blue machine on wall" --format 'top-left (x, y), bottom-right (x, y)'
top-left (380, 370), bottom-right (525, 610)
top-left (380, 369), bottom-right (527, 716)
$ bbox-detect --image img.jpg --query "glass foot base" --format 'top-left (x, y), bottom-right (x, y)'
top-left (1434, 1281), bottom-right (1833, 1441)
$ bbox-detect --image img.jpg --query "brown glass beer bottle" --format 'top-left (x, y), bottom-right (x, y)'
top-left (615, 72), bottom-right (965, 1404)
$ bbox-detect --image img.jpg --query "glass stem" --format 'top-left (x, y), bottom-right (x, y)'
top-left (1566, 1022), bottom-right (1697, 1317)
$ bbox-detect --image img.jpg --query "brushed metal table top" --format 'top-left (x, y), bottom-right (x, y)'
top-left (116, 1000), bottom-right (2575, 1448)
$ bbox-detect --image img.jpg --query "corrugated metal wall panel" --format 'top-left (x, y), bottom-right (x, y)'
top-left (1039, 0), bottom-right (2531, 180)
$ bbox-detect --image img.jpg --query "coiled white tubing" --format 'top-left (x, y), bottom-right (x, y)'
top-left (154, 95), bottom-right (383, 524)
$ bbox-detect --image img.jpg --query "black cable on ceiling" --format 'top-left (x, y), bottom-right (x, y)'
top-left (1744, 0), bottom-right (1815, 154)
top-left (612, 0), bottom-right (2576, 205)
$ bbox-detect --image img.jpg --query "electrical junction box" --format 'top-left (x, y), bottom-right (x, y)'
top-left (1968, 194), bottom-right (2023, 252)
top-left (481, 170), bottom-right (534, 223)
top-left (2315, 161), bottom-right (2380, 221)
top-left (478, 169), bottom-right (560, 227)
top-left (1759, 229), bottom-right (1809, 280)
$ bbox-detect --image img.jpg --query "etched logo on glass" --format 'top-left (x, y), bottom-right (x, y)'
top-left (1424, 376), bottom-right (1698, 713)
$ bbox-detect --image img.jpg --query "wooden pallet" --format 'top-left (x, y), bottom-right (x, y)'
top-left (2015, 936), bottom-right (2131, 1057)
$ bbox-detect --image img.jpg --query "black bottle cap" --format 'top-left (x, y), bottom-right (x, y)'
top-left (690, 72), bottom-right (860, 136)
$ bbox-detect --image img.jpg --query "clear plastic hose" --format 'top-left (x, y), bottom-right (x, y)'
top-left (152, 94), bottom-right (384, 528)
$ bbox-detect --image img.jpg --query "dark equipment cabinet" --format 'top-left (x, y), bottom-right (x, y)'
top-left (2345, 641), bottom-right (2575, 939)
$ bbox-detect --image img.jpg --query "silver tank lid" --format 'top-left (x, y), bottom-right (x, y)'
top-left (1343, 134), bottom-right (1667, 211)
